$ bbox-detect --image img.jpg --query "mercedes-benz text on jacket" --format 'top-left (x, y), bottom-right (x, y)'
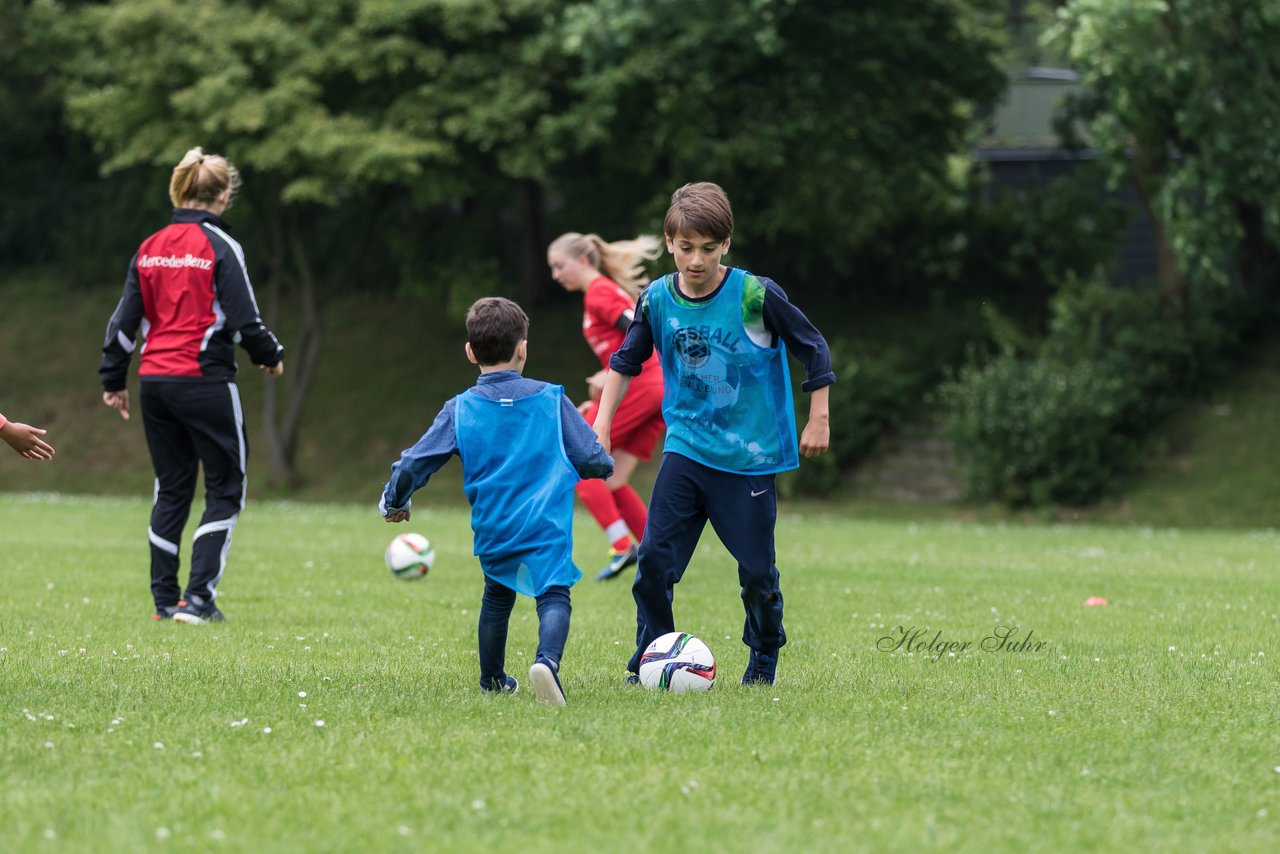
top-left (100, 208), bottom-right (283, 391)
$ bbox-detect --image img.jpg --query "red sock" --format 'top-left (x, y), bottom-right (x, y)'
top-left (575, 479), bottom-right (633, 551)
top-left (611, 484), bottom-right (648, 542)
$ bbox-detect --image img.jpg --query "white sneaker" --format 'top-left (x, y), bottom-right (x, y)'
top-left (529, 658), bottom-right (566, 707)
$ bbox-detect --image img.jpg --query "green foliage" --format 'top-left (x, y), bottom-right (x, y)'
top-left (1052, 0), bottom-right (1280, 289)
top-left (546, 0), bottom-right (1009, 280)
top-left (960, 163), bottom-right (1128, 316)
top-left (784, 292), bottom-right (1000, 498)
top-left (940, 278), bottom-right (1251, 507)
top-left (31, 0), bottom-right (452, 202)
top-left (23, 0), bottom-right (1014, 306)
top-left (783, 344), bottom-right (935, 498)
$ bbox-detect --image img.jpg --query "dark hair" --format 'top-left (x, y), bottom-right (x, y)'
top-left (466, 297), bottom-right (529, 365)
top-left (663, 182), bottom-right (734, 242)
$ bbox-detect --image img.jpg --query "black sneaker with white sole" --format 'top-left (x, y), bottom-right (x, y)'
top-left (172, 601), bottom-right (225, 625)
top-left (480, 674), bottom-right (519, 695)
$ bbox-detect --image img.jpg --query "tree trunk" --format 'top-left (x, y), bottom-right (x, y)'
top-left (260, 187), bottom-right (291, 487)
top-left (278, 218), bottom-right (323, 484)
top-left (517, 180), bottom-right (548, 305)
top-left (1130, 143), bottom-right (1188, 324)
top-left (1236, 200), bottom-right (1280, 297)
top-left (260, 211), bottom-right (323, 488)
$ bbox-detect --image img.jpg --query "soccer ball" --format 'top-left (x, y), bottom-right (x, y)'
top-left (385, 532), bottom-right (434, 580)
top-left (638, 631), bottom-right (716, 693)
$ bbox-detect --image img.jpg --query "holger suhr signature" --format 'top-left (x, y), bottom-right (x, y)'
top-left (877, 625), bottom-right (1048, 660)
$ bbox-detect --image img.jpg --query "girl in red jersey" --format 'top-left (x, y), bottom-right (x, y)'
top-left (548, 232), bottom-right (665, 580)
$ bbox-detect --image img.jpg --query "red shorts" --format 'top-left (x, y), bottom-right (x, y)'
top-left (582, 378), bottom-right (664, 461)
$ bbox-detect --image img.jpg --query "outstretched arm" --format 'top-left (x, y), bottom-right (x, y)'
top-left (0, 414), bottom-right (55, 460)
top-left (379, 403), bottom-right (458, 519)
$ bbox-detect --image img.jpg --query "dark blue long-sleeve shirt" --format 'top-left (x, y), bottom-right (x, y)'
top-left (379, 371), bottom-right (613, 516)
top-left (609, 270), bottom-right (836, 392)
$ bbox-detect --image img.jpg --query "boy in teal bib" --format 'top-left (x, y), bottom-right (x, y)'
top-left (594, 183), bottom-right (835, 686)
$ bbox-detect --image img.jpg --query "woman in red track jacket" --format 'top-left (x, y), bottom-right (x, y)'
top-left (100, 147), bottom-right (284, 625)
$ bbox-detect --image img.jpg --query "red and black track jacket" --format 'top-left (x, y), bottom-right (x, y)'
top-left (100, 209), bottom-right (283, 391)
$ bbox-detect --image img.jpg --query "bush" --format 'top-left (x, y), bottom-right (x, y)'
top-left (780, 342), bottom-right (923, 497)
top-left (940, 277), bottom-right (1251, 507)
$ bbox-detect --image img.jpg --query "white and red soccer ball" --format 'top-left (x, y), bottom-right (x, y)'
top-left (385, 532), bottom-right (434, 580)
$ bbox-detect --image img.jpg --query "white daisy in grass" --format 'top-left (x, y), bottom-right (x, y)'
top-left (314, 719), bottom-right (325, 727)
top-left (153, 742), bottom-right (164, 750)
top-left (297, 691), bottom-right (307, 698)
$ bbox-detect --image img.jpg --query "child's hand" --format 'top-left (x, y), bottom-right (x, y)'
top-left (585, 369), bottom-right (607, 401)
top-left (593, 423), bottom-right (612, 454)
top-left (0, 421), bottom-right (55, 460)
top-left (385, 510), bottom-right (411, 523)
top-left (799, 419), bottom-right (829, 458)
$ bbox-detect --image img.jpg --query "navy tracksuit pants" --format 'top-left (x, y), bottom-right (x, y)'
top-left (627, 452), bottom-right (787, 674)
top-left (140, 381), bottom-right (247, 610)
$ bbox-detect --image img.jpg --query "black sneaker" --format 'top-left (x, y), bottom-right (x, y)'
top-left (624, 673), bottom-right (640, 687)
top-left (480, 674), bottom-right (518, 695)
top-left (152, 600), bottom-right (187, 622)
top-left (529, 657), bottom-right (566, 707)
top-left (594, 542), bottom-right (639, 581)
top-left (172, 601), bottom-right (225, 625)
top-left (741, 650), bottom-right (777, 685)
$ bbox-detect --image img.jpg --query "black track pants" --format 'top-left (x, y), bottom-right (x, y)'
top-left (140, 381), bottom-right (247, 609)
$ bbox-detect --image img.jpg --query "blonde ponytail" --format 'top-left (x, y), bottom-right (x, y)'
top-left (169, 146), bottom-right (242, 209)
top-left (548, 232), bottom-right (662, 298)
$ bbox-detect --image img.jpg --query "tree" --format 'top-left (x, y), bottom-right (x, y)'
top-left (537, 0), bottom-right (1008, 288)
top-left (1052, 0), bottom-right (1280, 315)
top-left (31, 0), bottom-right (561, 485)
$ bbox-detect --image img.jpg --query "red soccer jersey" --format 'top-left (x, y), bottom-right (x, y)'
top-left (583, 276), bottom-right (660, 381)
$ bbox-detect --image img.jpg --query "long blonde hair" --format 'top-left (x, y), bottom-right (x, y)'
top-left (169, 147), bottom-right (242, 209)
top-left (548, 232), bottom-right (662, 298)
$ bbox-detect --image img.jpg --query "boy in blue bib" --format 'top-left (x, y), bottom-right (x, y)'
top-left (380, 297), bottom-right (614, 706)
top-left (593, 183), bottom-right (835, 686)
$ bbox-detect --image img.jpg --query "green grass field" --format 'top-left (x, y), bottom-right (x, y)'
top-left (2, 494), bottom-right (1277, 852)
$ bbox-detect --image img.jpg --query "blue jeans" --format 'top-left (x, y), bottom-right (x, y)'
top-left (477, 577), bottom-right (571, 688)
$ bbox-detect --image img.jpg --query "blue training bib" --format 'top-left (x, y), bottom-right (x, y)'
top-left (454, 384), bottom-right (582, 595)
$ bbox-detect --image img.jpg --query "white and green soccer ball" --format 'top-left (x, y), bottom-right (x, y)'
top-left (638, 631), bottom-right (717, 693)
top-left (385, 532), bottom-right (434, 580)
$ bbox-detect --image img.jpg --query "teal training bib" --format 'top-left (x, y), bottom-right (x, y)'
top-left (646, 269), bottom-right (798, 473)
